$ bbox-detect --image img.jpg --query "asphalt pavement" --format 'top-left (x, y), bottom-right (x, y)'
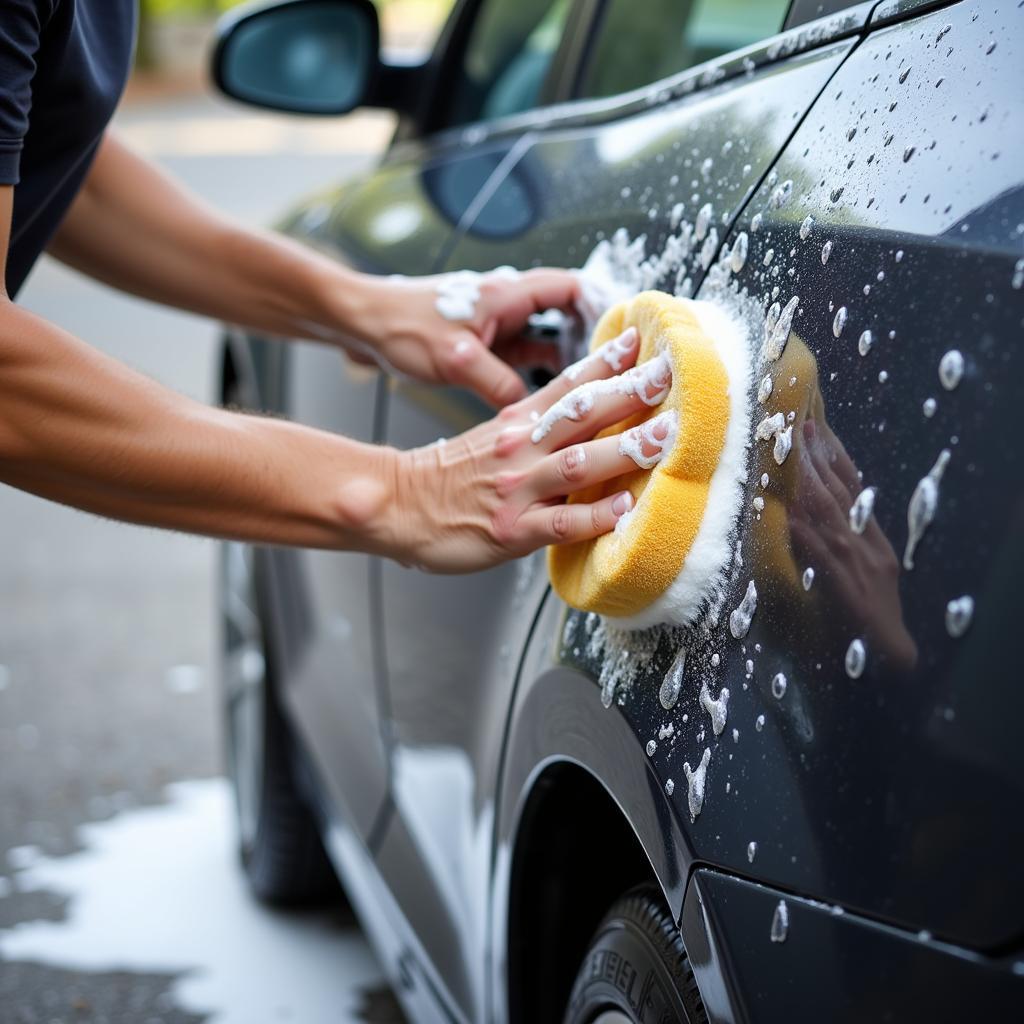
top-left (0, 91), bottom-right (404, 1024)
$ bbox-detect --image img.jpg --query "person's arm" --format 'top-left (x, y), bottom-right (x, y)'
top-left (49, 132), bottom-right (568, 408)
top-left (3, 178), bottom-right (659, 568)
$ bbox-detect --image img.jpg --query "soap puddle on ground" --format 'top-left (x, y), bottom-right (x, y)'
top-left (0, 778), bottom-right (392, 1022)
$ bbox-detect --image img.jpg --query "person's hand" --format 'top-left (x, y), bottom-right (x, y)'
top-left (374, 325), bottom-right (674, 573)
top-left (788, 417), bottom-right (918, 672)
top-left (346, 267), bottom-right (578, 408)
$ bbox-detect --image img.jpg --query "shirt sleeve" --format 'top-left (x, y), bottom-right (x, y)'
top-left (0, 2), bottom-right (47, 185)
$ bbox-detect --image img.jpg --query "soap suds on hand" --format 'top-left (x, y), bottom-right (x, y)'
top-left (434, 266), bottom-right (519, 321)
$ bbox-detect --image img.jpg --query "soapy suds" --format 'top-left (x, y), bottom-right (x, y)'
top-left (757, 374), bottom-right (773, 404)
top-left (938, 349), bottom-right (964, 391)
top-left (695, 203), bottom-right (713, 240)
top-left (821, 240), bottom-right (833, 265)
top-left (799, 216), bottom-right (814, 240)
top-left (945, 595), bottom-right (974, 638)
top-left (700, 681), bottom-right (730, 736)
top-left (747, 841), bottom-right (758, 862)
top-left (760, 473), bottom-right (770, 488)
top-left (646, 739), bottom-right (657, 756)
top-left (802, 567), bottom-right (815, 591)
top-left (903, 449), bottom-right (950, 570)
top-left (763, 295), bottom-right (799, 362)
top-left (665, 778), bottom-right (675, 795)
top-left (752, 496), bottom-right (765, 512)
top-left (729, 232), bottom-right (749, 273)
top-left (729, 580), bottom-right (758, 639)
top-left (773, 426), bottom-right (793, 466)
top-left (683, 748), bottom-right (711, 821)
top-left (587, 618), bottom-right (663, 707)
top-left (531, 351), bottom-right (671, 443)
top-left (659, 722), bottom-right (675, 740)
top-left (771, 900), bottom-right (789, 942)
top-left (755, 714), bottom-right (765, 731)
top-left (600, 327), bottom-right (640, 371)
top-left (849, 486), bottom-right (877, 534)
top-left (659, 646), bottom-right (687, 710)
top-left (771, 672), bottom-right (787, 699)
top-left (858, 330), bottom-right (874, 357)
top-left (434, 266), bottom-right (519, 321)
top-left (756, 413), bottom-right (786, 441)
top-left (845, 638), bottom-right (866, 679)
top-left (619, 410), bottom-right (679, 470)
top-left (923, 397), bottom-right (937, 418)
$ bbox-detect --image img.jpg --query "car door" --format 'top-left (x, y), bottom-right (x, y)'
top-left (675, 0), bottom-right (1024, 958)
top-left (373, 0), bottom-right (865, 1017)
top-left (272, 0), bottom-right (577, 848)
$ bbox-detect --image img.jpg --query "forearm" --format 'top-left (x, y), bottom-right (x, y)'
top-left (0, 300), bottom-right (394, 549)
top-left (49, 132), bottom-right (366, 343)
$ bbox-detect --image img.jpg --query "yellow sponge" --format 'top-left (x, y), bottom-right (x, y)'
top-left (549, 291), bottom-right (750, 629)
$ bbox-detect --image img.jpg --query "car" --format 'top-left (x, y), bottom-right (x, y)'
top-left (211, 0), bottom-right (1024, 1020)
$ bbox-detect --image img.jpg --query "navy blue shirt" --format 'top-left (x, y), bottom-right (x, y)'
top-left (0, 1), bottom-right (136, 297)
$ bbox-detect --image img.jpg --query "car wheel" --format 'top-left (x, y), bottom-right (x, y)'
top-left (564, 884), bottom-right (708, 1024)
top-left (221, 540), bottom-right (338, 905)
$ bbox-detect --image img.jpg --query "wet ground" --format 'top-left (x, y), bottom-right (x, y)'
top-left (0, 91), bottom-right (404, 1023)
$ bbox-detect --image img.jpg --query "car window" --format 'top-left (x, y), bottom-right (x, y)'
top-left (445, 0), bottom-right (573, 127)
top-left (578, 0), bottom-right (791, 101)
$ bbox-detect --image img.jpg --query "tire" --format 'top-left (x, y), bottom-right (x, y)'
top-left (220, 540), bottom-right (338, 906)
top-left (564, 884), bottom-right (708, 1024)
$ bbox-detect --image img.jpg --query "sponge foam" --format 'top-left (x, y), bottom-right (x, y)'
top-left (549, 291), bottom-right (751, 629)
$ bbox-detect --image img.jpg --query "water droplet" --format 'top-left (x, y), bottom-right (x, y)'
top-left (903, 146), bottom-right (916, 163)
top-left (832, 306), bottom-right (848, 338)
top-left (666, 778), bottom-right (675, 795)
top-left (760, 472), bottom-right (770, 488)
top-left (858, 330), bottom-right (874, 356)
top-left (821, 240), bottom-right (834, 264)
top-left (659, 646), bottom-right (688, 710)
top-left (985, 40), bottom-right (996, 55)
top-left (695, 202), bottom-right (713, 241)
top-left (620, 186), bottom-right (632, 199)
top-left (797, 216), bottom-right (814, 242)
top-left (745, 659), bottom-right (754, 675)
top-left (895, 249), bottom-right (904, 262)
top-left (771, 900), bottom-right (789, 942)
top-left (878, 370), bottom-right (889, 383)
top-left (938, 349), bottom-right (964, 390)
top-left (751, 211), bottom-right (763, 232)
top-left (945, 595), bottom-right (974, 638)
top-left (701, 681), bottom-right (731, 736)
top-left (729, 231), bottom-right (749, 273)
top-left (747, 841), bottom-right (758, 863)
top-left (802, 567), bottom-right (815, 591)
top-left (922, 396), bottom-right (937, 417)
top-left (904, 449), bottom-right (951, 570)
top-left (848, 486), bottom-right (876, 533)
top-left (729, 580), bottom-right (758, 639)
top-left (711, 652), bottom-right (721, 667)
top-left (936, 23), bottom-right (951, 43)
top-left (763, 247), bottom-right (775, 266)
top-left (770, 179), bottom-right (793, 209)
top-left (753, 496), bottom-right (765, 512)
top-left (898, 66), bottom-right (912, 84)
top-left (683, 748), bottom-right (711, 821)
top-left (758, 374), bottom-right (774, 404)
top-left (756, 714), bottom-right (765, 731)
top-left (646, 739), bottom-right (657, 756)
top-left (1013, 259), bottom-right (1024, 290)
top-left (845, 638), bottom-right (866, 679)
top-left (701, 156), bottom-right (714, 178)
top-left (830, 186), bottom-right (845, 203)
top-left (847, 126), bottom-right (857, 141)
top-left (771, 672), bottom-right (788, 699)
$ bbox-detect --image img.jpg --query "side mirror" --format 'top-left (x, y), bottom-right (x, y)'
top-left (212, 0), bottom-right (380, 115)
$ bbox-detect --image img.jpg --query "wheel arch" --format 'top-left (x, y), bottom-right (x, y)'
top-left (494, 605), bottom-right (695, 1023)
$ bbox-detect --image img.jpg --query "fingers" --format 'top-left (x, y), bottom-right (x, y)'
top-left (481, 268), bottom-right (581, 338)
top-left (519, 490), bottom-right (634, 550)
top-left (447, 331), bottom-right (528, 408)
top-left (530, 348), bottom-right (672, 451)
top-left (525, 435), bottom-right (638, 501)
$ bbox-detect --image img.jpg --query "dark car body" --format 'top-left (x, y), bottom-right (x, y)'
top-left (217, 0), bottom-right (1024, 1019)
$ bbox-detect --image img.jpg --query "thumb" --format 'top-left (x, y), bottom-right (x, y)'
top-left (448, 332), bottom-right (528, 408)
